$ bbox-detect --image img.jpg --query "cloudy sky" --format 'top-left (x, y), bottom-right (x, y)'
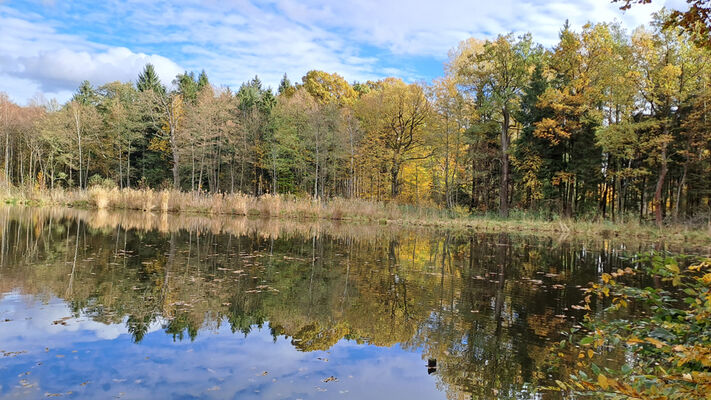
top-left (0, 0), bottom-right (680, 104)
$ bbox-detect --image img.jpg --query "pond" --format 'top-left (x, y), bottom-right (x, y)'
top-left (0, 207), bottom-right (659, 399)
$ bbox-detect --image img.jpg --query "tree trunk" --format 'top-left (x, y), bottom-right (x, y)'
top-left (118, 144), bottom-right (123, 189)
top-left (4, 116), bottom-right (9, 185)
top-left (499, 108), bottom-right (510, 218)
top-left (654, 142), bottom-right (668, 228)
top-left (444, 114), bottom-right (450, 208)
top-left (673, 159), bottom-right (688, 222)
top-left (314, 145), bottom-right (319, 199)
top-left (171, 132), bottom-right (180, 190)
top-left (126, 141), bottom-right (131, 189)
top-left (390, 162), bottom-right (400, 198)
top-left (469, 149), bottom-right (477, 212)
top-left (191, 144), bottom-right (195, 192)
top-left (73, 107), bottom-right (83, 189)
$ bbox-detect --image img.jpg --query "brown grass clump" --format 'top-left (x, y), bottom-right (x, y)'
top-left (226, 193), bottom-right (249, 215)
top-left (160, 190), bottom-right (170, 213)
top-left (258, 194), bottom-right (281, 218)
top-left (88, 187), bottom-right (111, 209)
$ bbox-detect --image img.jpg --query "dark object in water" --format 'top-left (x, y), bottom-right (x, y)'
top-left (427, 359), bottom-right (437, 374)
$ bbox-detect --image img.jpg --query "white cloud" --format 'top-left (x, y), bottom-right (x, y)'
top-left (269, 0), bottom-right (668, 54)
top-left (0, 0), bottom-right (676, 103)
top-left (0, 5), bottom-right (182, 103)
top-left (15, 47), bottom-right (183, 92)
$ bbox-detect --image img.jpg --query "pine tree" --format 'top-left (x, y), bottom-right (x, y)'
top-left (175, 71), bottom-right (198, 103)
top-left (278, 73), bottom-right (292, 96)
top-left (512, 63), bottom-right (553, 209)
top-left (136, 64), bottom-right (165, 94)
top-left (73, 80), bottom-right (97, 105)
top-left (197, 70), bottom-right (209, 90)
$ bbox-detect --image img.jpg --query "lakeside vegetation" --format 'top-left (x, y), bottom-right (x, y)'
top-left (557, 253), bottom-right (711, 399)
top-left (2, 186), bottom-right (710, 247)
top-left (1, 10), bottom-right (711, 231)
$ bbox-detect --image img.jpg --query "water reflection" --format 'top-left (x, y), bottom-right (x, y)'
top-left (0, 207), bottom-right (637, 399)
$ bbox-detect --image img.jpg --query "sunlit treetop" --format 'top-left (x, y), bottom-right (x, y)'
top-left (612, 0), bottom-right (711, 48)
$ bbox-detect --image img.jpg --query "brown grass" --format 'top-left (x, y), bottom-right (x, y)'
top-left (2, 186), bottom-right (710, 248)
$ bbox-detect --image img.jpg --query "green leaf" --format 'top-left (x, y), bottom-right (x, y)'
top-left (683, 288), bottom-right (697, 296)
top-left (579, 337), bottom-right (594, 346)
top-left (590, 363), bottom-right (601, 376)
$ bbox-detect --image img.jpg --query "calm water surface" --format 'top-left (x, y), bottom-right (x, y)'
top-left (0, 207), bottom-right (645, 399)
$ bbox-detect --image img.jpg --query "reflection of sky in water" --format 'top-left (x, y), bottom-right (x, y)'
top-left (0, 294), bottom-right (444, 399)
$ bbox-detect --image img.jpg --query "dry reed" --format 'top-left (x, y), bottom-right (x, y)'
top-left (2, 186), bottom-right (710, 247)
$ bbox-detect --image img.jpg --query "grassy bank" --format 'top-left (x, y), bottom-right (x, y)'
top-left (2, 186), bottom-right (710, 246)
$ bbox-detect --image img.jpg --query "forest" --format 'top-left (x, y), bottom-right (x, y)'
top-left (1, 11), bottom-right (710, 226)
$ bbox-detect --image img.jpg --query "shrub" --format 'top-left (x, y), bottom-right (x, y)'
top-left (558, 253), bottom-right (711, 399)
top-left (88, 174), bottom-right (104, 187)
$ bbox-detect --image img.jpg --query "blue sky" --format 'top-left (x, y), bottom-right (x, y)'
top-left (0, 0), bottom-right (678, 104)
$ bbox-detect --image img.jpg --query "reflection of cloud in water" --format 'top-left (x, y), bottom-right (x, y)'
top-left (0, 205), bottom-right (629, 399)
top-left (0, 294), bottom-right (444, 399)
top-left (0, 293), bottom-right (162, 343)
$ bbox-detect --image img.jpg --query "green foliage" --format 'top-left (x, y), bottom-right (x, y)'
top-left (1, 15), bottom-right (710, 222)
top-left (558, 253), bottom-right (711, 399)
top-left (136, 63), bottom-right (165, 94)
top-left (88, 174), bottom-right (117, 189)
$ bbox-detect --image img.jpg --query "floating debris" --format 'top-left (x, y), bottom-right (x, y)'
top-left (52, 316), bottom-right (72, 326)
top-left (2, 350), bottom-right (28, 357)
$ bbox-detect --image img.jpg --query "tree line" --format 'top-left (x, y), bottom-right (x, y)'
top-left (1, 11), bottom-right (710, 225)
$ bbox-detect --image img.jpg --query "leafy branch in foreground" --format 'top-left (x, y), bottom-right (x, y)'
top-left (555, 253), bottom-right (711, 399)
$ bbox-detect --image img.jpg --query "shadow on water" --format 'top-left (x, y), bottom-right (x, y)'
top-left (0, 206), bottom-right (692, 399)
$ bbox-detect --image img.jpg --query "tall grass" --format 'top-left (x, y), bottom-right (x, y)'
top-left (3, 186), bottom-right (445, 221)
top-left (1, 186), bottom-right (710, 245)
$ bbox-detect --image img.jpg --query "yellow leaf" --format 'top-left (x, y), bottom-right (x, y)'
top-left (646, 338), bottom-right (665, 348)
top-left (598, 374), bottom-right (609, 390)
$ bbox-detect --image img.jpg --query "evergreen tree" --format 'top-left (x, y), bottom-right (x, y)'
top-left (512, 62), bottom-right (554, 210)
top-left (136, 64), bottom-right (165, 94)
top-left (73, 80), bottom-right (98, 105)
top-left (197, 70), bottom-right (209, 90)
top-left (175, 71), bottom-right (199, 103)
top-left (278, 73), bottom-right (292, 96)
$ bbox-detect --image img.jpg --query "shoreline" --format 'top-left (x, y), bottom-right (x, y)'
top-left (2, 187), bottom-right (710, 247)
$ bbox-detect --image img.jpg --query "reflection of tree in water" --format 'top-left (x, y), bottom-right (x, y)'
top-left (0, 207), bottom-right (631, 399)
